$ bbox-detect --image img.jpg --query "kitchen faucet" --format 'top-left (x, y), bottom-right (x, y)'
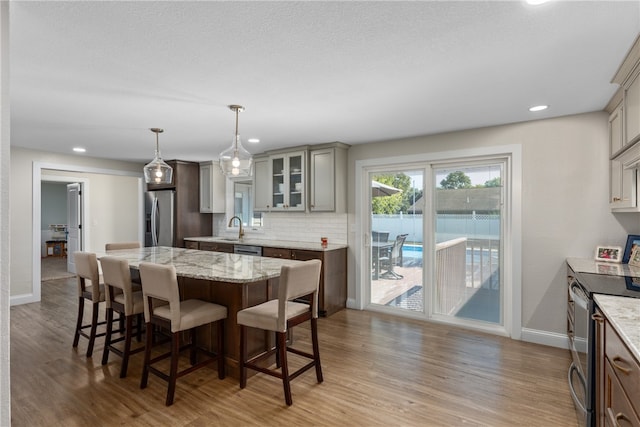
top-left (228, 216), bottom-right (244, 240)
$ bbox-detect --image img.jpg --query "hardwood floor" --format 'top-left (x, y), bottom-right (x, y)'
top-left (11, 277), bottom-right (578, 426)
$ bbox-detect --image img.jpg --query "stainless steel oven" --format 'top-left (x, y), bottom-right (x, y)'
top-left (567, 274), bottom-right (594, 426)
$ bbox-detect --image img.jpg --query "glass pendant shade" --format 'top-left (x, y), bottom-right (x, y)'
top-left (143, 128), bottom-right (173, 184)
top-left (219, 105), bottom-right (253, 177)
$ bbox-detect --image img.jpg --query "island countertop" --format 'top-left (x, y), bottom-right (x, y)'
top-left (594, 294), bottom-right (640, 363)
top-left (100, 245), bottom-right (303, 283)
top-left (184, 236), bottom-right (348, 251)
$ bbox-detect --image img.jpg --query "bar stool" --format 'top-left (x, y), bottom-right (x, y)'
top-left (237, 259), bottom-right (323, 406)
top-left (72, 251), bottom-right (110, 357)
top-left (138, 262), bottom-right (227, 406)
top-left (105, 241), bottom-right (142, 285)
top-left (100, 256), bottom-right (145, 378)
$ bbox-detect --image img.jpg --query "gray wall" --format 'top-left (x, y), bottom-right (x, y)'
top-left (41, 182), bottom-right (68, 229)
top-left (347, 111), bottom-right (639, 337)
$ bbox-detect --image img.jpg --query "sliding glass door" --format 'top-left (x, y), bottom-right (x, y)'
top-left (432, 162), bottom-right (504, 325)
top-left (364, 157), bottom-right (507, 329)
top-left (368, 169), bottom-right (424, 314)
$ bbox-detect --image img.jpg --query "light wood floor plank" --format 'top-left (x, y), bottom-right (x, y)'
top-left (10, 277), bottom-right (578, 426)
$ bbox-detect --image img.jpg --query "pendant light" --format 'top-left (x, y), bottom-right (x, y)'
top-left (143, 128), bottom-right (173, 185)
top-left (219, 105), bottom-right (253, 177)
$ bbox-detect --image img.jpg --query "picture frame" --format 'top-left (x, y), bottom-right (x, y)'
top-left (594, 245), bottom-right (623, 263)
top-left (629, 246), bottom-right (640, 267)
top-left (622, 234), bottom-right (640, 263)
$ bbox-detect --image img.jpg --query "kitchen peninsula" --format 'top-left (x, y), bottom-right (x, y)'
top-left (101, 245), bottom-right (304, 379)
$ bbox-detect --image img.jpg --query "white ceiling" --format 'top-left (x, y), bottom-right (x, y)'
top-left (9, 1), bottom-right (640, 164)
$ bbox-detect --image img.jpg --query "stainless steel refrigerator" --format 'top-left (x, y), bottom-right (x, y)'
top-left (145, 190), bottom-right (175, 247)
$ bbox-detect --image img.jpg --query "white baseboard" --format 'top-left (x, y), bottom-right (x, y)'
top-left (520, 327), bottom-right (569, 350)
top-left (10, 293), bottom-right (39, 306)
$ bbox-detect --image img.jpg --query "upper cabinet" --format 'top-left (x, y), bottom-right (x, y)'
top-left (253, 142), bottom-right (349, 213)
top-left (608, 34), bottom-right (640, 212)
top-left (199, 161), bottom-right (226, 213)
top-left (309, 143), bottom-right (348, 213)
top-left (269, 150), bottom-right (306, 211)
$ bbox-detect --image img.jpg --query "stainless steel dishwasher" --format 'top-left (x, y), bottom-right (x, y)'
top-left (233, 244), bottom-right (262, 256)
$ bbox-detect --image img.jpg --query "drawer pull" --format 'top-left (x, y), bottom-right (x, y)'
top-left (611, 356), bottom-right (632, 375)
top-left (591, 313), bottom-right (604, 323)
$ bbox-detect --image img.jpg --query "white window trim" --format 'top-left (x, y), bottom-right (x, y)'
top-left (354, 144), bottom-right (522, 339)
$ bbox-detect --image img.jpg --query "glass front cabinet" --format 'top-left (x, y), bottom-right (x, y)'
top-left (270, 151), bottom-right (306, 211)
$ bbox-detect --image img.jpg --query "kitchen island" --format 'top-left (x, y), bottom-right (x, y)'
top-left (185, 236), bottom-right (348, 316)
top-left (101, 246), bottom-right (304, 379)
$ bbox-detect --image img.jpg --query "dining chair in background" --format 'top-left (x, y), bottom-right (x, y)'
top-left (379, 234), bottom-right (409, 279)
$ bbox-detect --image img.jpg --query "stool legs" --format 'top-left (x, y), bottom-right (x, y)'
top-left (86, 302), bottom-right (100, 357)
top-left (277, 332), bottom-right (292, 406)
top-left (311, 318), bottom-right (323, 383)
top-left (72, 297), bottom-right (84, 349)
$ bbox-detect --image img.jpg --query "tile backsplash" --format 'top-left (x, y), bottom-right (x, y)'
top-left (214, 212), bottom-right (348, 244)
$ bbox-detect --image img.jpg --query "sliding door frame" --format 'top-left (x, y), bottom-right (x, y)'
top-left (354, 145), bottom-right (522, 339)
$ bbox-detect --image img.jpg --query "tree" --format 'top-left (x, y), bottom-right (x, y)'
top-left (484, 177), bottom-right (501, 187)
top-left (440, 171), bottom-right (471, 189)
top-left (371, 173), bottom-right (421, 214)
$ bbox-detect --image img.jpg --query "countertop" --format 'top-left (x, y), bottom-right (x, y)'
top-left (567, 257), bottom-right (640, 277)
top-left (184, 236), bottom-right (348, 252)
top-left (100, 246), bottom-right (303, 283)
top-left (594, 294), bottom-right (640, 363)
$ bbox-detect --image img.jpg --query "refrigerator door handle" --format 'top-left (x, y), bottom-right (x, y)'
top-left (151, 196), bottom-right (159, 246)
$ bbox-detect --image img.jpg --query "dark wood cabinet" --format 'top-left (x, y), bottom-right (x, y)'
top-left (199, 241), bottom-right (234, 253)
top-left (147, 160), bottom-right (213, 248)
top-left (262, 246), bottom-right (347, 317)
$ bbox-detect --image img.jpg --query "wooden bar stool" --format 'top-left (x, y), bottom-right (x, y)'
top-left (237, 259), bottom-right (323, 406)
top-left (72, 251), bottom-right (111, 357)
top-left (138, 262), bottom-right (227, 406)
top-left (100, 256), bottom-right (145, 378)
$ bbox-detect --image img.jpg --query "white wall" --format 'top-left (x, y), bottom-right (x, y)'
top-left (347, 112), bottom-right (639, 337)
top-left (10, 147), bottom-right (144, 299)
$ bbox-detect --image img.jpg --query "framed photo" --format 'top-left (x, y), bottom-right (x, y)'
top-left (594, 245), bottom-right (622, 263)
top-left (629, 246), bottom-right (640, 267)
top-left (622, 234), bottom-right (640, 263)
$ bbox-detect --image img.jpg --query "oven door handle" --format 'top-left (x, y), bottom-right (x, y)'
top-left (568, 363), bottom-right (587, 415)
top-left (569, 282), bottom-right (588, 311)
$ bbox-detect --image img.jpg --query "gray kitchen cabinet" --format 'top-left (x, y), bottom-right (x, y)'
top-left (269, 150), bottom-right (306, 211)
top-left (309, 143), bottom-right (348, 213)
top-left (199, 161), bottom-right (226, 213)
top-left (252, 155), bottom-right (270, 211)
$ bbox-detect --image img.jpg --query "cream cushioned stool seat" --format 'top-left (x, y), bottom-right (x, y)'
top-left (237, 259), bottom-right (323, 406)
top-left (138, 261), bottom-right (227, 406)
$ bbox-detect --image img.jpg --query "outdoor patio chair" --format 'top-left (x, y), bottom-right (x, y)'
top-left (379, 234), bottom-right (408, 279)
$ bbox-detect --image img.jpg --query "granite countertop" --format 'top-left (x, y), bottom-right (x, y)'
top-left (594, 294), bottom-right (640, 363)
top-left (567, 257), bottom-right (640, 277)
top-left (184, 236), bottom-right (348, 251)
top-left (100, 246), bottom-right (303, 283)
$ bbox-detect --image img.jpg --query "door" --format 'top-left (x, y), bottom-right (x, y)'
top-left (153, 190), bottom-right (175, 247)
top-left (66, 183), bottom-right (82, 273)
top-left (432, 162), bottom-right (504, 325)
top-left (367, 169), bottom-right (424, 314)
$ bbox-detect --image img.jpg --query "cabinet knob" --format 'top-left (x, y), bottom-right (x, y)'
top-left (612, 197), bottom-right (621, 202)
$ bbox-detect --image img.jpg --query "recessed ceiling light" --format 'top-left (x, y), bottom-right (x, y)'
top-left (529, 105), bottom-right (548, 112)
top-left (247, 138), bottom-right (260, 143)
top-left (73, 147), bottom-right (86, 153)
top-left (526, 0), bottom-right (551, 5)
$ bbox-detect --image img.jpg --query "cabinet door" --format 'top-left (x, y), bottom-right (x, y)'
top-left (199, 161), bottom-right (226, 214)
top-left (253, 156), bottom-right (270, 211)
top-left (310, 148), bottom-right (335, 212)
top-left (610, 161), bottom-right (638, 210)
top-left (262, 247), bottom-right (291, 259)
top-left (625, 68), bottom-right (640, 146)
top-left (269, 151), bottom-right (306, 211)
top-left (610, 104), bottom-right (624, 156)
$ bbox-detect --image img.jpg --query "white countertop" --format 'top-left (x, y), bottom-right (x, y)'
top-left (567, 257), bottom-right (640, 277)
top-left (100, 246), bottom-right (303, 283)
top-left (184, 236), bottom-right (348, 252)
top-left (594, 294), bottom-right (640, 363)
